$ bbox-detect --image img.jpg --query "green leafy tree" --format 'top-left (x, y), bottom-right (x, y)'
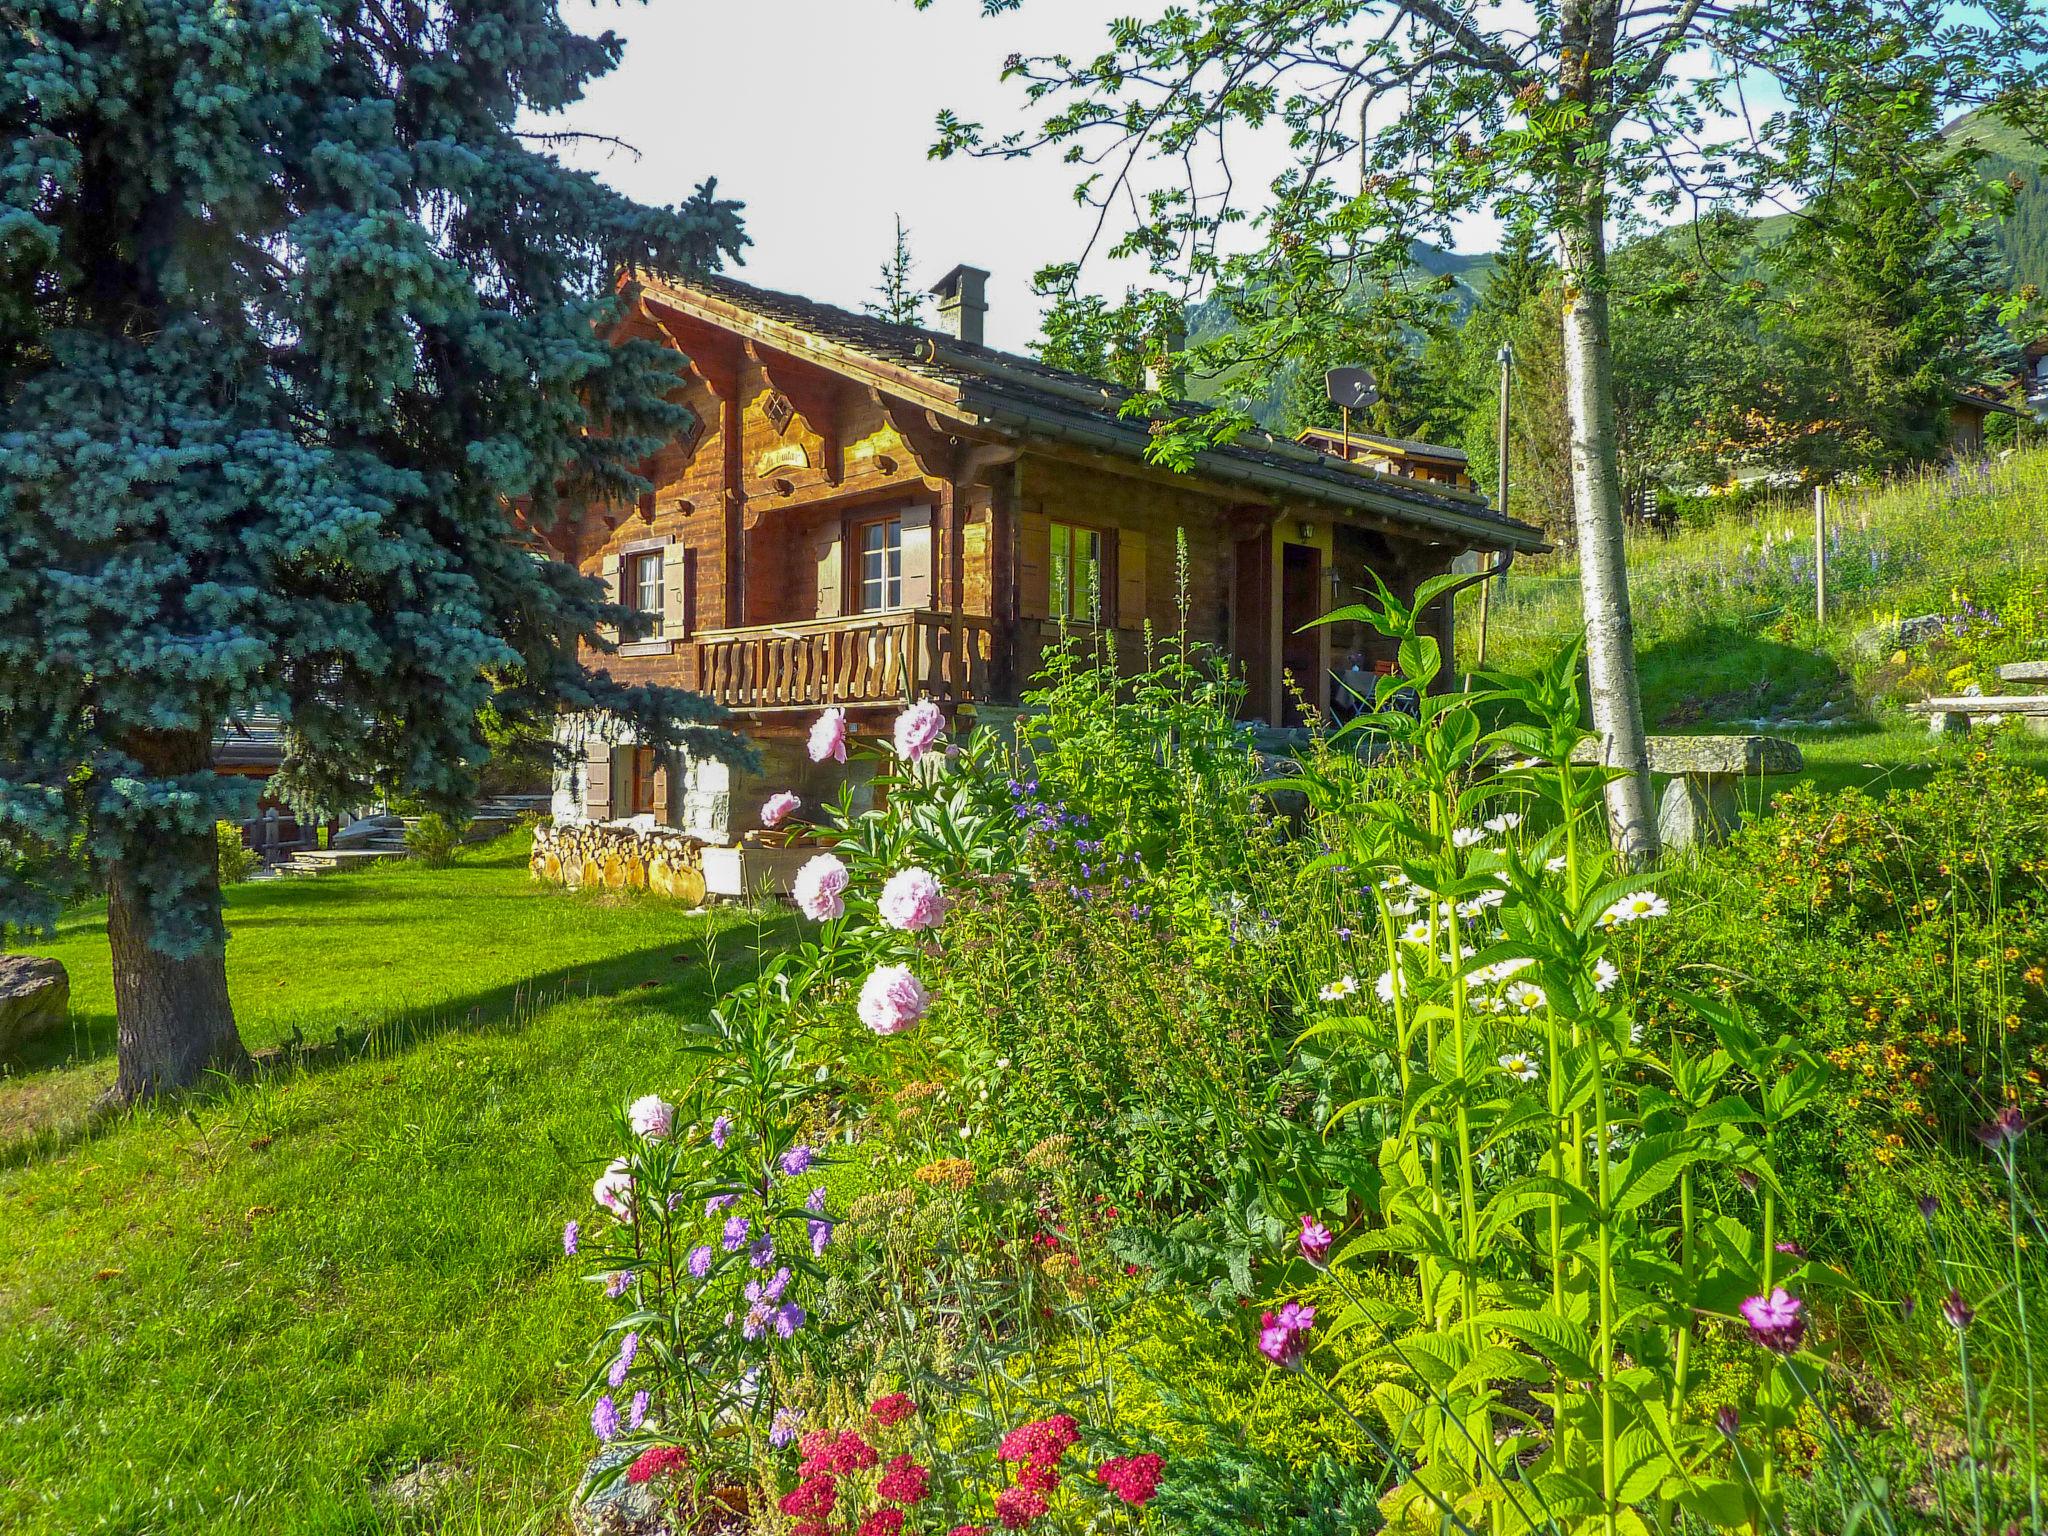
top-left (0, 1), bottom-right (746, 1099)
top-left (922, 0), bottom-right (2048, 865)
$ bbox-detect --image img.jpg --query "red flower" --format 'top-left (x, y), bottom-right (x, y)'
top-left (624, 1445), bottom-right (689, 1485)
top-left (799, 1429), bottom-right (879, 1479)
top-left (1015, 1460), bottom-right (1060, 1494)
top-left (859, 1511), bottom-right (906, 1536)
top-left (778, 1476), bottom-right (838, 1520)
top-left (994, 1485), bottom-right (1050, 1528)
top-left (948, 1528), bottom-right (988, 1536)
top-left (876, 1453), bottom-right (932, 1506)
top-left (1096, 1453), bottom-right (1164, 1506)
top-left (868, 1392), bottom-right (918, 1427)
top-left (997, 1415), bottom-right (1079, 1465)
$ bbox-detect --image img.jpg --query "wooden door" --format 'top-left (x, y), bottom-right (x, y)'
top-left (1280, 542), bottom-right (1323, 728)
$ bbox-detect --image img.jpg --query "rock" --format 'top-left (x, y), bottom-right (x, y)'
top-left (1896, 613), bottom-right (1946, 647)
top-left (0, 955), bottom-right (68, 1057)
top-left (1657, 776), bottom-right (1742, 853)
top-left (378, 1460), bottom-right (468, 1509)
top-left (574, 1446), bottom-right (673, 1536)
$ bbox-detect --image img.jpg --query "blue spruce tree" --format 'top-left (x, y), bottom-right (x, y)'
top-left (0, 1), bottom-right (747, 1098)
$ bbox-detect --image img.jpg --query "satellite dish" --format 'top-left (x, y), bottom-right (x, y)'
top-left (1326, 366), bottom-right (1379, 410)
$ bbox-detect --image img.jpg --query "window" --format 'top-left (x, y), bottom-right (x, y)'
top-left (629, 550), bottom-right (664, 620)
top-left (1049, 522), bottom-right (1104, 622)
top-left (622, 746), bottom-right (662, 817)
top-left (856, 516), bottom-right (904, 612)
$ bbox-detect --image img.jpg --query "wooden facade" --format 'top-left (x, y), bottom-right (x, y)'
top-left (541, 272), bottom-right (1544, 827)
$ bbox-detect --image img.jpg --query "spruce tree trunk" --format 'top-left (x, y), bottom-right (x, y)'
top-left (106, 735), bottom-right (249, 1102)
top-left (1556, 186), bottom-right (1661, 867)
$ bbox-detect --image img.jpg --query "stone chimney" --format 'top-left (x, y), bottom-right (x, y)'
top-left (928, 264), bottom-right (990, 347)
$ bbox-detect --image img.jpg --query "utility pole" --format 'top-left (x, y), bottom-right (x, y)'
top-left (1813, 483), bottom-right (1827, 625)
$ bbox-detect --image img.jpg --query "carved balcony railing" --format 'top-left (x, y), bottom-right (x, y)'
top-left (694, 611), bottom-right (996, 713)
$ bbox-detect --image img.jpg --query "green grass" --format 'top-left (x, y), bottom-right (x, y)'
top-left (0, 835), bottom-right (782, 1535)
top-left (1469, 448), bottom-right (2048, 731)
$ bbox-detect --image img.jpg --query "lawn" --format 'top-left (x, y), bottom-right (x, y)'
top-left (0, 835), bottom-right (781, 1536)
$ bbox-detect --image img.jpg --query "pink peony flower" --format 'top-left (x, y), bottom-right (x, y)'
top-left (592, 1157), bottom-right (634, 1223)
top-left (893, 700), bottom-right (945, 763)
top-left (809, 707), bottom-right (849, 763)
top-left (1297, 1213), bottom-right (1333, 1266)
top-left (877, 867), bottom-right (948, 932)
top-left (627, 1094), bottom-right (675, 1141)
top-left (858, 964), bottom-right (929, 1036)
top-left (792, 853), bottom-right (849, 921)
top-left (1739, 1287), bottom-right (1806, 1353)
top-left (761, 791), bottom-right (802, 828)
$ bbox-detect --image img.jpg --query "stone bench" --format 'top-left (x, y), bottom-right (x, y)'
top-left (1908, 693), bottom-right (2048, 736)
top-left (1571, 734), bottom-right (1804, 850)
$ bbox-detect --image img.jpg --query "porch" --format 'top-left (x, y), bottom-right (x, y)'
top-left (694, 609), bottom-right (996, 713)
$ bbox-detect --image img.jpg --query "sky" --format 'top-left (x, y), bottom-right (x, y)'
top-left (551, 0), bottom-right (1500, 353)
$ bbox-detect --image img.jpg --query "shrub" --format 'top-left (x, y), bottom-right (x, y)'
top-left (215, 821), bottom-right (260, 883)
top-left (403, 811), bottom-right (469, 865)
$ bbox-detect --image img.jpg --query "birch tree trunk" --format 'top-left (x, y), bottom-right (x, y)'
top-left (1556, 183), bottom-right (1661, 866)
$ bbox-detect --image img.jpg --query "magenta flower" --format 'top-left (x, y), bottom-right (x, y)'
top-left (793, 853), bottom-right (850, 922)
top-left (878, 867), bottom-right (949, 932)
top-left (808, 707), bottom-right (849, 764)
top-left (858, 964), bottom-right (930, 1036)
top-left (1256, 1301), bottom-right (1316, 1367)
top-left (1297, 1214), bottom-right (1334, 1267)
top-left (1974, 1107), bottom-right (2027, 1147)
top-left (562, 1220), bottom-right (580, 1256)
top-left (893, 700), bottom-right (946, 764)
top-left (591, 1158), bottom-right (634, 1222)
top-left (1942, 1288), bottom-right (1976, 1330)
top-left (761, 791), bottom-right (802, 828)
top-left (1739, 1288), bottom-right (1806, 1353)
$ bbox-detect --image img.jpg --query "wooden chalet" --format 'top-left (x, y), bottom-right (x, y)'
top-left (546, 265), bottom-right (1545, 832)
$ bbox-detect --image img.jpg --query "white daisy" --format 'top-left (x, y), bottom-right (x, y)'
top-left (1483, 812), bottom-right (1523, 834)
top-left (1504, 979), bottom-right (1547, 1013)
top-left (1440, 943), bottom-right (1476, 967)
top-left (1375, 968), bottom-right (1408, 1005)
top-left (1544, 855), bottom-right (1569, 874)
top-left (1318, 974), bottom-right (1361, 1002)
top-left (1499, 1050), bottom-right (1542, 1082)
top-left (1401, 919), bottom-right (1433, 946)
top-left (1379, 871), bottom-right (1411, 892)
top-left (1593, 957), bottom-right (1619, 993)
top-left (1388, 896), bottom-right (1421, 918)
top-left (1600, 890), bottom-right (1669, 927)
top-left (1451, 827), bottom-right (1486, 849)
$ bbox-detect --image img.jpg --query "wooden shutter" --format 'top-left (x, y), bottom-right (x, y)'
top-left (597, 553), bottom-right (623, 643)
top-left (1115, 528), bottom-right (1148, 630)
top-left (811, 520), bottom-right (843, 618)
top-left (651, 750), bottom-right (672, 823)
top-left (1017, 508), bottom-right (1051, 620)
top-left (900, 504), bottom-right (933, 610)
top-left (662, 542), bottom-right (691, 638)
top-left (583, 737), bottom-right (613, 821)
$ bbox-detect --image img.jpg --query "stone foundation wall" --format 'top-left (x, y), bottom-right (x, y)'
top-left (532, 821), bottom-right (710, 904)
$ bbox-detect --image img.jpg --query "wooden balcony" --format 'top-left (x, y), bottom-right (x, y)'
top-left (695, 611), bottom-right (996, 713)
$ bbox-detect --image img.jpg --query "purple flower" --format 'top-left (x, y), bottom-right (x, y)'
top-left (722, 1215), bottom-right (750, 1252)
top-left (1774, 1240), bottom-right (1805, 1258)
top-left (1297, 1214), bottom-right (1334, 1267)
top-left (687, 1245), bottom-right (712, 1280)
top-left (1974, 1107), bottom-right (2027, 1147)
top-left (711, 1114), bottom-right (731, 1150)
top-left (742, 1302), bottom-right (770, 1341)
top-left (1901, 1295), bottom-right (1917, 1321)
top-left (605, 1270), bottom-right (634, 1299)
top-left (1942, 1289), bottom-right (1976, 1330)
top-left (592, 1396), bottom-right (620, 1441)
top-left (1714, 1405), bottom-right (1739, 1438)
top-left (748, 1234), bottom-right (775, 1268)
top-left (1917, 1193), bottom-right (1940, 1222)
top-left (706, 1193), bottom-right (738, 1217)
top-left (1739, 1288), bottom-right (1806, 1353)
top-left (780, 1145), bottom-right (816, 1177)
top-left (628, 1390), bottom-right (649, 1430)
top-left (773, 1302), bottom-right (805, 1338)
top-left (764, 1267), bottom-right (791, 1302)
top-left (805, 1185), bottom-right (829, 1215)
top-left (562, 1220), bottom-right (580, 1256)
top-left (1257, 1301), bottom-right (1316, 1367)
top-left (769, 1407), bottom-right (805, 1448)
top-left (609, 1332), bottom-right (639, 1388)
top-left (809, 1218), bottom-right (834, 1257)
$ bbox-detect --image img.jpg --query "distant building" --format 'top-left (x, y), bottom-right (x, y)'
top-left (1292, 426), bottom-right (1476, 488)
top-left (1949, 386), bottom-right (2022, 456)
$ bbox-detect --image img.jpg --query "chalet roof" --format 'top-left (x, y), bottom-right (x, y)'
top-left (642, 273), bottom-right (1548, 553)
top-left (1296, 425), bottom-right (1470, 467)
